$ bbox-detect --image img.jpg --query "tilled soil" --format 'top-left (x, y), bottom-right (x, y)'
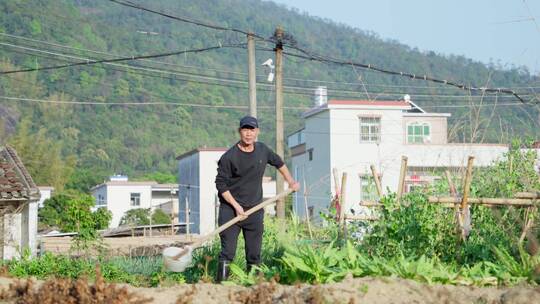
top-left (0, 275), bottom-right (539, 304)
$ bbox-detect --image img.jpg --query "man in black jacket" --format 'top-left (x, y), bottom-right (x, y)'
top-left (214, 115), bottom-right (299, 282)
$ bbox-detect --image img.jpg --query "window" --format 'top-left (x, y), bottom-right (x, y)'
top-left (360, 175), bottom-right (379, 201)
top-left (407, 122), bottom-right (430, 144)
top-left (96, 194), bottom-right (106, 206)
top-left (359, 117), bottom-right (381, 143)
top-left (130, 193), bottom-right (141, 206)
top-left (308, 149), bottom-right (313, 161)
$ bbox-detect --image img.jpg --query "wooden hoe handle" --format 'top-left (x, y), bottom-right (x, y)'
top-left (172, 189), bottom-right (294, 260)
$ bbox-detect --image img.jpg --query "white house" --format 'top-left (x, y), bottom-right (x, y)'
top-left (287, 94), bottom-right (510, 221)
top-left (0, 146), bottom-right (40, 259)
top-left (90, 175), bottom-right (178, 228)
top-left (37, 186), bottom-right (54, 208)
top-left (176, 148), bottom-right (288, 235)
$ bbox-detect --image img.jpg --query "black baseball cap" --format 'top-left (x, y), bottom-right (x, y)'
top-left (239, 115), bottom-right (258, 129)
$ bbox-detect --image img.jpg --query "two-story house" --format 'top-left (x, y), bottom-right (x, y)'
top-left (288, 94), bottom-right (509, 221)
top-left (91, 175), bottom-right (178, 228)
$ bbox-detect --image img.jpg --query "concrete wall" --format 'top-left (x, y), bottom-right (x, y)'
top-left (178, 153), bottom-right (200, 234)
top-left (330, 107), bottom-right (406, 216)
top-left (302, 110), bottom-right (332, 222)
top-left (105, 185), bottom-right (152, 228)
top-left (37, 187), bottom-right (53, 208)
top-left (3, 213), bottom-right (21, 259)
top-left (403, 115), bottom-right (448, 144)
top-left (21, 201), bottom-right (38, 256)
top-left (198, 151), bottom-right (224, 235)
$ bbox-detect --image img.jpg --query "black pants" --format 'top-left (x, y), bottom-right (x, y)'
top-left (218, 203), bottom-right (264, 265)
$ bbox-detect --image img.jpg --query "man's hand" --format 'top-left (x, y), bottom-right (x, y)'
top-left (234, 205), bottom-right (248, 221)
top-left (288, 181), bottom-right (300, 192)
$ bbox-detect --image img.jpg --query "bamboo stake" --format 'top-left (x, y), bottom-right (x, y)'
top-left (514, 192), bottom-right (540, 199)
top-left (364, 197), bottom-right (535, 207)
top-left (339, 172), bottom-right (348, 225)
top-left (428, 197), bottom-right (535, 206)
top-left (332, 168), bottom-right (341, 220)
top-left (370, 165), bottom-right (383, 197)
top-left (396, 156), bottom-right (408, 203)
top-left (345, 215), bottom-right (379, 221)
top-left (445, 170), bottom-right (463, 239)
top-left (459, 156), bottom-right (474, 240)
top-left (519, 206), bottom-right (535, 243)
top-left (302, 179), bottom-right (313, 239)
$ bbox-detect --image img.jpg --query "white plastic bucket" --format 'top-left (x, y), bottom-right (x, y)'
top-left (163, 246), bottom-right (193, 272)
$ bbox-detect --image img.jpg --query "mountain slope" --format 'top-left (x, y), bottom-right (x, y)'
top-left (0, 0), bottom-right (538, 190)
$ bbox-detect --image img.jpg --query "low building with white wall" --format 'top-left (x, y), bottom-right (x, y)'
top-left (288, 94), bottom-right (510, 221)
top-left (91, 175), bottom-right (178, 228)
top-left (0, 146), bottom-right (40, 259)
top-left (176, 148), bottom-right (288, 235)
top-left (37, 186), bottom-right (54, 208)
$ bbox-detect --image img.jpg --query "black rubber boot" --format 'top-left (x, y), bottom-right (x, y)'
top-left (216, 260), bottom-right (230, 283)
top-left (246, 263), bottom-right (261, 275)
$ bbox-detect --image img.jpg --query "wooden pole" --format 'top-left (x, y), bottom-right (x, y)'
top-left (339, 172), bottom-right (347, 226)
top-left (445, 170), bottom-right (457, 196)
top-left (445, 170), bottom-right (463, 237)
top-left (274, 27), bottom-right (285, 219)
top-left (185, 196), bottom-right (190, 236)
top-left (460, 156), bottom-right (474, 240)
top-left (332, 167), bottom-right (341, 218)
top-left (396, 156), bottom-right (408, 202)
top-left (428, 196), bottom-right (535, 206)
top-left (519, 206), bottom-right (534, 243)
top-left (370, 165), bottom-right (383, 197)
top-left (303, 179), bottom-right (313, 239)
top-left (247, 33), bottom-right (257, 118)
top-left (514, 192), bottom-right (540, 199)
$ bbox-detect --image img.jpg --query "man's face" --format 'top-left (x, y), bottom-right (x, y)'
top-left (239, 127), bottom-right (259, 145)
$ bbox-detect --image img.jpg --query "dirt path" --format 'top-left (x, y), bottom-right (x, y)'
top-left (1, 275), bottom-right (539, 304)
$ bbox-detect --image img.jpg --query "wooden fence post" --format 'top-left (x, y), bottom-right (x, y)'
top-left (370, 164), bottom-right (383, 197)
top-left (460, 156), bottom-right (474, 241)
top-left (332, 168), bottom-right (341, 220)
top-left (339, 172), bottom-right (348, 225)
top-left (396, 156), bottom-right (408, 203)
top-left (303, 178), bottom-right (313, 239)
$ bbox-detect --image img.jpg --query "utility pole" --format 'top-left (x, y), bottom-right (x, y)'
top-left (247, 33), bottom-right (257, 117)
top-left (274, 27), bottom-right (285, 219)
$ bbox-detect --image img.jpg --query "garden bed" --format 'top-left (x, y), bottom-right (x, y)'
top-left (0, 274), bottom-right (538, 304)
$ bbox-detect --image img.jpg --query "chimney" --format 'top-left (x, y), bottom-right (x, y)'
top-left (313, 86), bottom-right (327, 107)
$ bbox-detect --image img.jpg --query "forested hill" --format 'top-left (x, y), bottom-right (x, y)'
top-left (0, 0), bottom-right (538, 192)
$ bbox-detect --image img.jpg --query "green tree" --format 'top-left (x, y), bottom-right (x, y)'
top-left (135, 172), bottom-right (176, 184)
top-left (152, 209), bottom-right (171, 225)
top-left (9, 119), bottom-right (76, 191)
top-left (39, 191), bottom-right (112, 250)
top-left (119, 208), bottom-right (150, 226)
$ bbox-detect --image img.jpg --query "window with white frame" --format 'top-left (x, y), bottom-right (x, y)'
top-left (130, 193), bottom-right (141, 206)
top-left (96, 194), bottom-right (106, 206)
top-left (359, 117), bottom-right (381, 143)
top-left (407, 122), bottom-right (430, 144)
top-left (359, 175), bottom-right (379, 201)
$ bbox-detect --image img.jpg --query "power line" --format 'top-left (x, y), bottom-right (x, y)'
top-left (281, 48), bottom-right (529, 103)
top-left (2, 42), bottom-right (534, 103)
top-left (108, 0), bottom-right (269, 41)
top-left (0, 43), bottom-right (244, 75)
top-left (5, 31), bottom-right (538, 93)
top-left (104, 0), bottom-right (533, 103)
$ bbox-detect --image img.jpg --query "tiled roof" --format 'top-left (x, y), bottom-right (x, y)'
top-left (0, 146), bottom-right (39, 201)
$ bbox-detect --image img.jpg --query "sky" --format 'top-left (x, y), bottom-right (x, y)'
top-left (271, 0), bottom-right (540, 75)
